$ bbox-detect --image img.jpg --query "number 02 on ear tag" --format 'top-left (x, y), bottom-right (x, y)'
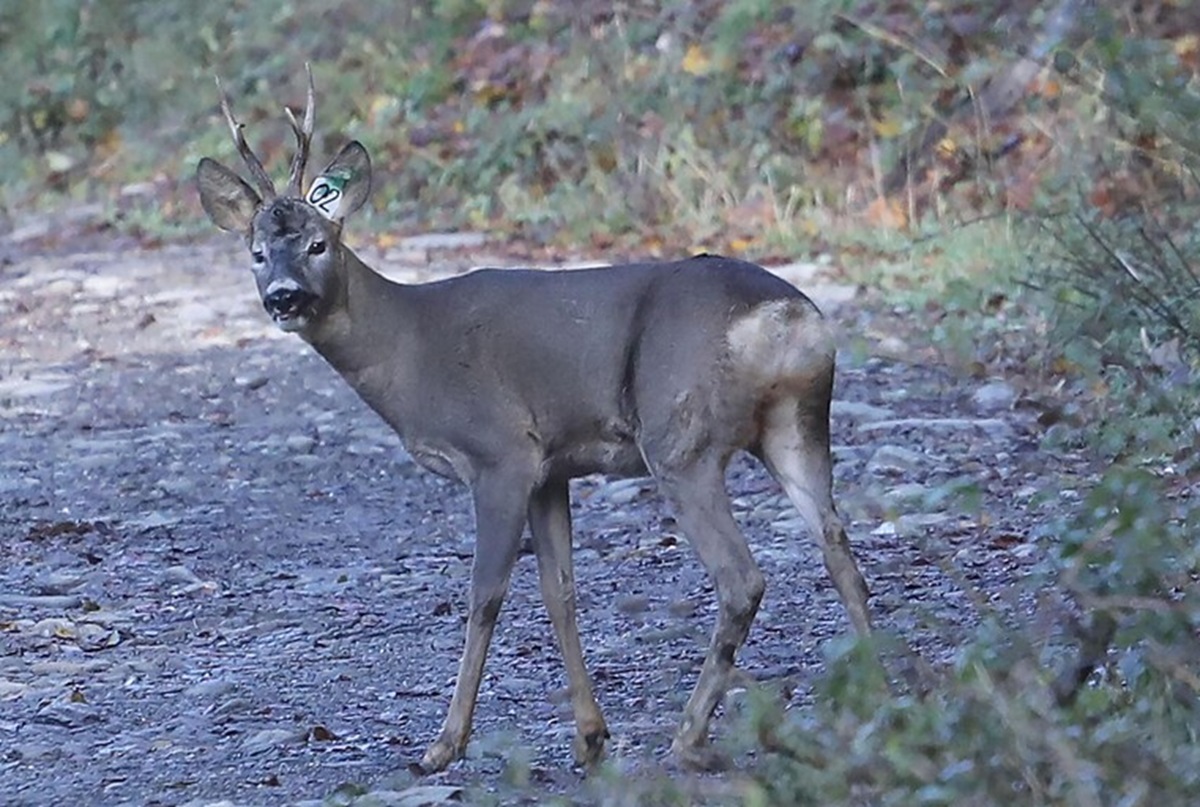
top-left (306, 174), bottom-right (346, 220)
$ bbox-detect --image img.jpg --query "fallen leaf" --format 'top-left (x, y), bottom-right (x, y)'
top-left (681, 44), bottom-right (711, 76)
top-left (864, 197), bottom-right (908, 230)
top-left (872, 114), bottom-right (905, 138)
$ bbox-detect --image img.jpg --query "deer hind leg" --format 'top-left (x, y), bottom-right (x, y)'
top-left (759, 397), bottom-right (871, 634)
top-left (652, 453), bottom-right (765, 771)
top-left (419, 468), bottom-right (530, 774)
top-left (527, 478), bottom-right (609, 768)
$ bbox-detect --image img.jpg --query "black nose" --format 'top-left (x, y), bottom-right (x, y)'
top-left (263, 287), bottom-right (314, 317)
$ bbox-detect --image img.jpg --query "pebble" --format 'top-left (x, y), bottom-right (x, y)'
top-left (241, 727), bottom-right (305, 753)
top-left (157, 477), bottom-right (195, 497)
top-left (0, 594), bottom-right (84, 609)
top-left (493, 676), bottom-right (542, 697)
top-left (598, 477), bottom-right (650, 506)
top-left (75, 624), bottom-right (120, 651)
top-left (867, 444), bottom-right (926, 475)
top-left (0, 373), bottom-right (74, 398)
top-left (884, 482), bottom-right (933, 507)
top-left (29, 659), bottom-right (111, 675)
top-left (33, 695), bottom-right (102, 728)
top-left (162, 565), bottom-right (203, 585)
top-left (346, 440), bottom-right (387, 456)
top-left (290, 454), bottom-right (325, 470)
top-left (614, 594), bottom-right (651, 615)
top-left (0, 679), bottom-right (29, 698)
top-left (0, 593), bottom-right (83, 612)
top-left (80, 275), bottom-right (128, 298)
top-left (896, 513), bottom-right (952, 532)
top-left (971, 380), bottom-right (1016, 414)
top-left (75, 451), bottom-right (123, 472)
top-left (234, 374), bottom-right (270, 391)
top-left (33, 570), bottom-right (86, 596)
top-left (667, 598), bottom-right (698, 618)
top-left (858, 417), bottom-right (1013, 440)
top-left (831, 400), bottom-right (895, 422)
top-left (285, 434), bottom-right (317, 454)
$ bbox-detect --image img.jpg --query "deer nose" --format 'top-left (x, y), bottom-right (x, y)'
top-left (263, 285), bottom-right (315, 317)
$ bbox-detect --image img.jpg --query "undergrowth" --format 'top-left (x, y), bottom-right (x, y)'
top-left (725, 24), bottom-right (1200, 807)
top-left (3, 0), bottom-right (1180, 255)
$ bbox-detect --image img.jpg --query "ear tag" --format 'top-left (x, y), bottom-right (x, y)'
top-left (305, 172), bottom-right (348, 220)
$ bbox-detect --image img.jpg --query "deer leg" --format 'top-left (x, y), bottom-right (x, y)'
top-left (656, 456), bottom-right (765, 771)
top-left (760, 399), bottom-right (871, 634)
top-left (527, 478), bottom-right (609, 767)
top-left (419, 469), bottom-right (530, 773)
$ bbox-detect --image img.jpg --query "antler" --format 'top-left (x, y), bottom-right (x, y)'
top-left (284, 63), bottom-right (316, 197)
top-left (215, 75), bottom-right (277, 200)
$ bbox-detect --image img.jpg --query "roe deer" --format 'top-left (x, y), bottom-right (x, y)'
top-left (195, 67), bottom-right (871, 773)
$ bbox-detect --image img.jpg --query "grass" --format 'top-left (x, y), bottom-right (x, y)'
top-left (0, 1), bottom-right (1078, 253)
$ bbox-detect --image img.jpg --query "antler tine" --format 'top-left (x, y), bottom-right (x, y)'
top-left (215, 75), bottom-right (277, 200)
top-left (284, 63), bottom-right (316, 197)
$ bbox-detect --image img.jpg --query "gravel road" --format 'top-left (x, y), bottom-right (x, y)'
top-left (0, 232), bottom-right (1082, 805)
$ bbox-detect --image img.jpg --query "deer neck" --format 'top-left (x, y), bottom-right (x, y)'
top-left (302, 246), bottom-right (418, 409)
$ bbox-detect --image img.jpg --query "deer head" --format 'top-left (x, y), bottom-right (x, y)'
top-left (195, 66), bottom-right (372, 334)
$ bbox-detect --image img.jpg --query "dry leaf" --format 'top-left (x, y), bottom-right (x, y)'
top-left (681, 44), bottom-right (711, 76)
top-left (872, 114), bottom-right (904, 138)
top-left (864, 197), bottom-right (908, 230)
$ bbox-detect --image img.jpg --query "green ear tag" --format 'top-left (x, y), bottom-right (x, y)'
top-left (306, 172), bottom-right (348, 220)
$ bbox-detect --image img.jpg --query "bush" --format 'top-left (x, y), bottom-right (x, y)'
top-left (737, 462), bottom-right (1200, 806)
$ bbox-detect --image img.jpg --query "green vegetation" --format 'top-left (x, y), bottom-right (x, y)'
top-left (0, 1), bottom-right (1125, 248)
top-left (5, 1), bottom-right (1199, 804)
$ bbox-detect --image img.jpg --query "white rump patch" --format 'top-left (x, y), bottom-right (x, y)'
top-left (726, 299), bottom-right (835, 388)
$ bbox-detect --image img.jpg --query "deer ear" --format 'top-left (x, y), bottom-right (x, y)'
top-left (196, 157), bottom-right (261, 233)
top-left (306, 141), bottom-right (372, 222)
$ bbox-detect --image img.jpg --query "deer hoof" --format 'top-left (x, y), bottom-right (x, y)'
top-left (572, 725), bottom-right (609, 768)
top-left (670, 739), bottom-right (732, 772)
top-left (417, 737), bottom-right (464, 774)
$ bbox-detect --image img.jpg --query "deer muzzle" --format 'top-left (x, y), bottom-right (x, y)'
top-left (262, 281), bottom-right (316, 330)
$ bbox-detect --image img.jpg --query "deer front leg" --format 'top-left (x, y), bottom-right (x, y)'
top-left (419, 469), bottom-right (530, 773)
top-left (657, 458), bottom-right (765, 771)
top-left (527, 478), bottom-right (608, 767)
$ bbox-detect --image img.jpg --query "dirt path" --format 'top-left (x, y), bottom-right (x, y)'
top-left (0, 232), bottom-right (1081, 805)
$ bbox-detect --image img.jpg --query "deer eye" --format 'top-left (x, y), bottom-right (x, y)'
top-left (251, 249), bottom-right (265, 263)
top-left (307, 240), bottom-right (326, 256)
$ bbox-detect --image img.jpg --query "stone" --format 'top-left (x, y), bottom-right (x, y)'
top-left (32, 569), bottom-right (86, 595)
top-left (884, 482), bottom-right (933, 507)
top-left (831, 400), bottom-right (896, 422)
top-left (0, 594), bottom-right (83, 609)
top-left (867, 444), bottom-right (925, 475)
top-left (598, 477), bottom-right (650, 506)
top-left (162, 565), bottom-right (202, 586)
top-left (614, 594), bottom-right (651, 615)
top-left (241, 728), bottom-right (305, 754)
top-left (234, 374), bottom-right (270, 391)
top-left (896, 513), bottom-right (952, 532)
top-left (0, 679), bottom-right (29, 699)
top-left (857, 417), bottom-right (1013, 440)
top-left (971, 380), bottom-right (1016, 414)
top-left (156, 477), bottom-right (195, 497)
top-left (284, 434), bottom-right (317, 454)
